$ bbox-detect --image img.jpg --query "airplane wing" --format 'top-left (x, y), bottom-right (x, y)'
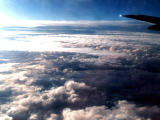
top-left (123, 15), bottom-right (160, 25)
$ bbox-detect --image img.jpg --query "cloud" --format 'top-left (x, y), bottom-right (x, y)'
top-left (41, 80), bottom-right (94, 105)
top-left (63, 100), bottom-right (160, 120)
top-left (0, 59), bottom-right (99, 120)
top-left (1, 20), bottom-right (160, 53)
top-left (0, 115), bottom-right (13, 120)
top-left (28, 114), bottom-right (38, 120)
top-left (0, 48), bottom-right (160, 120)
top-left (46, 114), bottom-right (58, 120)
top-left (0, 20), bottom-right (160, 120)
top-left (2, 79), bottom-right (96, 119)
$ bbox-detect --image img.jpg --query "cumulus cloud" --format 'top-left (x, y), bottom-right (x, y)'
top-left (63, 100), bottom-right (160, 120)
top-left (0, 21), bottom-right (160, 120)
top-left (46, 114), bottom-right (58, 120)
top-left (0, 115), bottom-right (13, 120)
top-left (0, 58), bottom-right (99, 120)
top-left (2, 79), bottom-right (96, 120)
top-left (0, 45), bottom-right (160, 119)
top-left (29, 114), bottom-right (38, 120)
top-left (41, 80), bottom-right (94, 105)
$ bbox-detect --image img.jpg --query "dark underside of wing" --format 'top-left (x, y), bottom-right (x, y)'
top-left (123, 15), bottom-right (160, 31)
top-left (123, 15), bottom-right (160, 25)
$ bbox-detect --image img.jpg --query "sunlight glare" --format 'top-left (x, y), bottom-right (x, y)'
top-left (0, 13), bottom-right (14, 26)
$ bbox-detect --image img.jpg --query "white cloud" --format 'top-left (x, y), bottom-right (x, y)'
top-left (0, 18), bottom-right (160, 120)
top-left (1, 20), bottom-right (160, 54)
top-left (46, 114), bottom-right (58, 120)
top-left (0, 66), bottom-right (95, 119)
top-left (0, 48), bottom-right (160, 120)
top-left (29, 114), bottom-right (38, 120)
top-left (42, 80), bottom-right (94, 104)
top-left (0, 115), bottom-right (13, 120)
top-left (63, 100), bottom-right (160, 120)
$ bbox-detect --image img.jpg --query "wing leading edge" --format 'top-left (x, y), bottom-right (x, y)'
top-left (122, 15), bottom-right (160, 31)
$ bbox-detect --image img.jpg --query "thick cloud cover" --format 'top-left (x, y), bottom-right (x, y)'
top-left (0, 21), bottom-right (160, 119)
top-left (63, 101), bottom-right (160, 120)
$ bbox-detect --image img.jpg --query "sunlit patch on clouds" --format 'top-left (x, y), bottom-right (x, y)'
top-left (0, 20), bottom-right (160, 55)
top-left (0, 21), bottom-right (160, 119)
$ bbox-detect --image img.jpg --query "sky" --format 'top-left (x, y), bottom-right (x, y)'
top-left (0, 0), bottom-right (160, 20)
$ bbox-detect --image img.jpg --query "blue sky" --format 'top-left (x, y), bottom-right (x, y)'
top-left (0, 0), bottom-right (160, 20)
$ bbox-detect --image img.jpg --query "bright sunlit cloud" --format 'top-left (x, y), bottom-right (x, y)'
top-left (0, 20), bottom-right (160, 55)
top-left (0, 13), bottom-right (13, 25)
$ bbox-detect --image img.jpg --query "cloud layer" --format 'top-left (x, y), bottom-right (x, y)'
top-left (0, 21), bottom-right (160, 119)
top-left (63, 100), bottom-right (160, 120)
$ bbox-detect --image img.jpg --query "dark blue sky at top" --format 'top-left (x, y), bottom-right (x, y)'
top-left (0, 0), bottom-right (160, 20)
